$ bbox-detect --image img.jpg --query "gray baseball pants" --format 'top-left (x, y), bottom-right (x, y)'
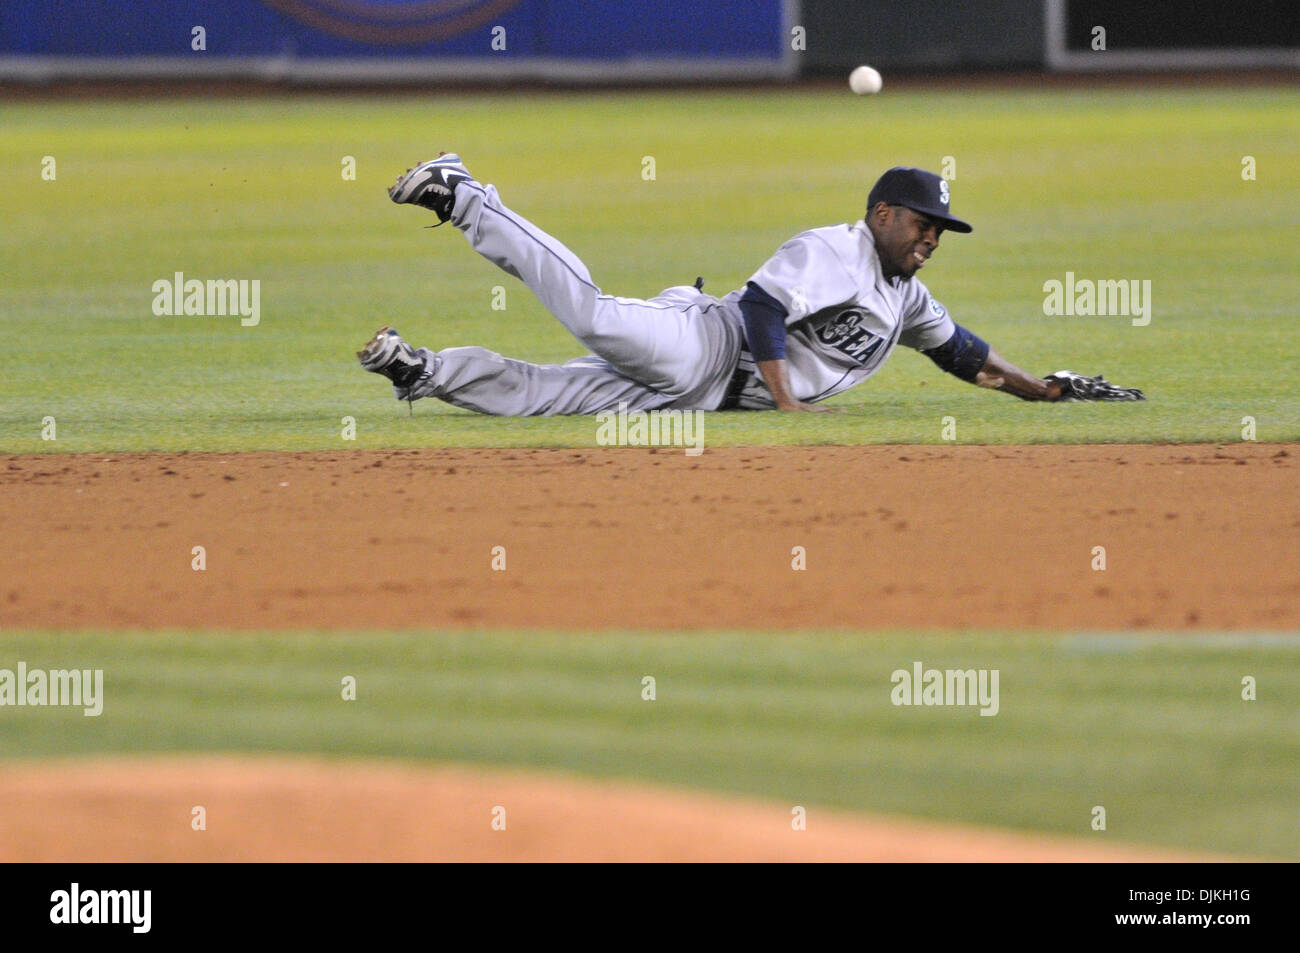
top-left (403, 181), bottom-right (743, 416)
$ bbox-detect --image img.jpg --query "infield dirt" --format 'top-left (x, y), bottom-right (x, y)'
top-left (3, 443), bottom-right (1297, 632)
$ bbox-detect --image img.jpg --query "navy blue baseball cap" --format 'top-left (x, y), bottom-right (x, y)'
top-left (866, 167), bottom-right (973, 233)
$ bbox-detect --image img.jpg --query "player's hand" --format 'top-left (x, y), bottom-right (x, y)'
top-left (758, 359), bottom-right (842, 413)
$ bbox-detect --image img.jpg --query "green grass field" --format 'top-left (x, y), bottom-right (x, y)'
top-left (3, 629), bottom-right (1296, 859)
top-left (2, 86), bottom-right (1297, 452)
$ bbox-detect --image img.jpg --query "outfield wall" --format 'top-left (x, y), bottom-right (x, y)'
top-left (1, 1), bottom-right (1295, 81)
top-left (798, 0), bottom-right (1298, 73)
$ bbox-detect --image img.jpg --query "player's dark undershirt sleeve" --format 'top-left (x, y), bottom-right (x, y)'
top-left (921, 324), bottom-right (990, 382)
top-left (738, 281), bottom-right (788, 362)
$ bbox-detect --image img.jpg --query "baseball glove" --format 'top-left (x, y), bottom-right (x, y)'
top-left (1046, 370), bottom-right (1145, 402)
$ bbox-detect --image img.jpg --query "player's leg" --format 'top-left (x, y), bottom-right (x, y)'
top-left (389, 156), bottom-right (740, 405)
top-left (358, 327), bottom-right (669, 417)
top-left (415, 347), bottom-right (675, 416)
top-left (389, 155), bottom-right (597, 332)
top-left (451, 183), bottom-right (744, 403)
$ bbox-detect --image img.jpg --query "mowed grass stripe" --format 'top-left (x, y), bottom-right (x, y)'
top-left (0, 630), bottom-right (1295, 858)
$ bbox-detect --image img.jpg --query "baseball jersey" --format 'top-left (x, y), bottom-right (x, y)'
top-left (718, 221), bottom-right (956, 409)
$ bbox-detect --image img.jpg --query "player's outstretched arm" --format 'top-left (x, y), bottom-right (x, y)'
top-left (972, 346), bottom-right (1062, 401)
top-left (920, 325), bottom-right (1061, 401)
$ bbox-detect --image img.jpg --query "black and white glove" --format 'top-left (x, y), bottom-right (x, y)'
top-left (1046, 370), bottom-right (1145, 402)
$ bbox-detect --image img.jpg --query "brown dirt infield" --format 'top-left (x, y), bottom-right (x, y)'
top-left (2, 443), bottom-right (1297, 633)
top-left (0, 756), bottom-right (1226, 862)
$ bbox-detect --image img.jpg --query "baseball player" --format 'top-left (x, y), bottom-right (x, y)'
top-left (358, 155), bottom-right (1143, 414)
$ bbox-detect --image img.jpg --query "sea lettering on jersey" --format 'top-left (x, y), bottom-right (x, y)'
top-left (813, 308), bottom-right (887, 366)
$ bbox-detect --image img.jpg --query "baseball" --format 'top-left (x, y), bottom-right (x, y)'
top-left (849, 65), bottom-right (883, 95)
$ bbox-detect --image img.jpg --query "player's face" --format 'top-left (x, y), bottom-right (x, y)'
top-left (874, 205), bottom-right (944, 279)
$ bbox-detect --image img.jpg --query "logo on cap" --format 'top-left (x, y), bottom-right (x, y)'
top-left (866, 167), bottom-right (973, 233)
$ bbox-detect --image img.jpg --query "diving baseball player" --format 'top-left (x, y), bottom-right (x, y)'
top-left (358, 155), bottom-right (1143, 413)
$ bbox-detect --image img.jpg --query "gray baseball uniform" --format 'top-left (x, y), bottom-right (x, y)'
top-left (403, 179), bottom-right (956, 415)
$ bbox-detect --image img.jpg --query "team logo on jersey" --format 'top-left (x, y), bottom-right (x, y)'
top-left (929, 298), bottom-right (946, 318)
top-left (938, 180), bottom-right (950, 205)
top-left (814, 309), bottom-right (887, 366)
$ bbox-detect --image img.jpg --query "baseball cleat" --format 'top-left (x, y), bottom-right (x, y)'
top-left (388, 152), bottom-right (473, 223)
top-left (357, 326), bottom-right (427, 389)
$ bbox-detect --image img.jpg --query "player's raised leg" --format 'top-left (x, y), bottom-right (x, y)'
top-left (390, 154), bottom-right (598, 327)
top-left (388, 156), bottom-right (740, 407)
